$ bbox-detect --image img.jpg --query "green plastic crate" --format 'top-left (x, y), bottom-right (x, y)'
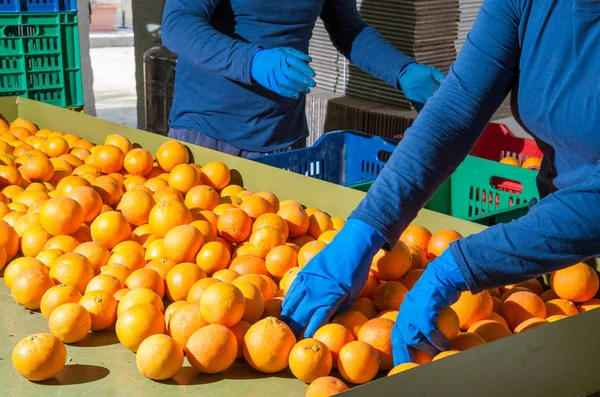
top-left (350, 155), bottom-right (540, 226)
top-left (0, 12), bottom-right (83, 108)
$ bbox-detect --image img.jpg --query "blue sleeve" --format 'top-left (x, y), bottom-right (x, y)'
top-left (320, 0), bottom-right (415, 88)
top-left (161, 0), bottom-right (258, 85)
top-left (350, 0), bottom-right (522, 243)
top-left (452, 171), bottom-right (600, 292)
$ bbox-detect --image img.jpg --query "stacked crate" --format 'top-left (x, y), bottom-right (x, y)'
top-left (306, 0), bottom-right (511, 141)
top-left (0, 0), bottom-right (83, 109)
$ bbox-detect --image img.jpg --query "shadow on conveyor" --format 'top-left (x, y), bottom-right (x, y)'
top-left (40, 364), bottom-right (110, 385)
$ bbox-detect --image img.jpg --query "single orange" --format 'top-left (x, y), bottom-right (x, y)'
top-left (116, 303), bottom-right (165, 352)
top-left (79, 290), bottom-right (118, 331)
top-left (90, 211), bottom-right (132, 249)
top-left (166, 262), bottom-right (207, 301)
top-left (337, 341), bottom-right (379, 384)
top-left (12, 333), bottom-right (66, 381)
top-left (427, 229), bottom-right (463, 260)
top-left (156, 140), bottom-right (189, 172)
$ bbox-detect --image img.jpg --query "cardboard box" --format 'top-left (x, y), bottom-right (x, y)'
top-left (0, 97), bottom-right (599, 397)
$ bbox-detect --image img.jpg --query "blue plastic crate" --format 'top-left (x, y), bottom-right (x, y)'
top-left (0, 0), bottom-right (76, 13)
top-left (253, 131), bottom-right (398, 186)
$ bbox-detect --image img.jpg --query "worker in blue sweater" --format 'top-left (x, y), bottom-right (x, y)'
top-left (281, 0), bottom-right (600, 365)
top-left (161, 0), bottom-right (444, 157)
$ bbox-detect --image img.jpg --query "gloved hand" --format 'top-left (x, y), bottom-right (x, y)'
top-left (392, 249), bottom-right (468, 365)
top-left (281, 218), bottom-right (386, 337)
top-left (251, 47), bottom-right (316, 99)
top-left (398, 63), bottom-right (445, 112)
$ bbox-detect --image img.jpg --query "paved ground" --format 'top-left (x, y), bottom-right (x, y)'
top-left (90, 46), bottom-right (137, 128)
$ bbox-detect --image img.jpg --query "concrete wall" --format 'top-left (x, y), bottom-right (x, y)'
top-left (94, 0), bottom-right (133, 27)
top-left (78, 0), bottom-right (97, 115)
top-left (132, 0), bottom-right (166, 129)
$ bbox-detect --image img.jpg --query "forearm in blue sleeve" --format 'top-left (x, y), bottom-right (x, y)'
top-left (350, 0), bottom-right (522, 245)
top-left (320, 0), bottom-right (414, 87)
top-left (452, 170), bottom-right (600, 292)
top-left (161, 0), bottom-right (257, 84)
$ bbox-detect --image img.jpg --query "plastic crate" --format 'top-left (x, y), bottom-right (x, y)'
top-left (253, 130), bottom-right (397, 186)
top-left (0, 12), bottom-right (83, 108)
top-left (0, 0), bottom-right (76, 13)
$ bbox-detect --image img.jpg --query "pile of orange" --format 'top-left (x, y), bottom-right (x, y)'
top-left (1, 117), bottom-right (598, 396)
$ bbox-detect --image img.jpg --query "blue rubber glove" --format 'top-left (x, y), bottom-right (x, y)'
top-left (392, 249), bottom-right (468, 365)
top-left (398, 63), bottom-right (446, 112)
top-left (281, 218), bottom-right (386, 337)
top-left (251, 47), bottom-right (316, 99)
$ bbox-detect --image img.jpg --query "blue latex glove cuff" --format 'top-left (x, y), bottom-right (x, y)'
top-left (392, 249), bottom-right (468, 365)
top-left (281, 218), bottom-right (386, 337)
top-left (398, 63), bottom-right (445, 112)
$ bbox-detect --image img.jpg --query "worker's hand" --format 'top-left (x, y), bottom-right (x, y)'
top-left (281, 219), bottom-right (386, 337)
top-left (392, 249), bottom-right (468, 365)
top-left (398, 63), bottom-right (445, 112)
top-left (251, 48), bottom-right (316, 99)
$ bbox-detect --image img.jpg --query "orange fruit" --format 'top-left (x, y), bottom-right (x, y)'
top-left (200, 161), bottom-right (230, 190)
top-left (229, 254), bottom-right (268, 276)
top-left (550, 263), bottom-right (599, 303)
top-left (521, 156), bottom-right (542, 170)
top-left (156, 140), bottom-right (189, 172)
top-left (540, 289), bottom-right (559, 302)
top-left (279, 267), bottom-right (300, 295)
top-left (514, 317), bottom-right (548, 333)
top-left (85, 274), bottom-right (123, 296)
top-left (371, 241), bottom-right (412, 281)
top-left (233, 280), bottom-right (265, 324)
top-left (12, 333), bottom-right (66, 381)
top-left (500, 286), bottom-right (532, 302)
top-left (166, 262), bottom-right (206, 301)
top-left (499, 156), bottom-right (521, 166)
top-left (412, 349), bottom-right (434, 364)
top-left (467, 320), bottom-right (512, 342)
top-left (9, 126), bottom-right (33, 141)
top-left (432, 350), bottom-right (460, 361)
top-left (144, 177), bottom-right (170, 194)
top-left (502, 290), bottom-right (547, 330)
top-left (13, 212), bottom-right (41, 236)
top-left (229, 320), bottom-right (252, 358)
top-left (545, 298), bottom-right (578, 317)
top-left (0, 165), bottom-right (23, 188)
top-left (307, 211), bottom-right (333, 240)
top-left (125, 268), bottom-right (165, 298)
top-left (148, 200), bottom-right (192, 238)
top-left (317, 230), bottom-right (337, 245)
top-left (48, 302), bottom-right (91, 343)
top-left (332, 310), bottom-right (369, 338)
top-left (11, 268), bottom-right (55, 310)
top-left (337, 340), bottom-right (379, 384)
top-left (164, 301), bottom-right (193, 331)
top-left (100, 263), bottom-right (131, 285)
top-left (377, 310), bottom-right (398, 322)
top-left (73, 242), bottom-right (110, 272)
top-left (220, 184), bottom-right (244, 198)
top-left (168, 302), bottom-right (208, 349)
top-left (136, 334), bottom-right (184, 380)
top-left (107, 247), bottom-right (145, 272)
top-left (11, 118), bottom-right (38, 133)
top-left (113, 288), bottom-right (130, 302)
top-left (40, 284), bottom-right (82, 319)
top-left (71, 146), bottom-right (92, 160)
top-left (56, 175), bottom-right (90, 195)
top-left (186, 277), bottom-right (221, 302)
top-left (36, 249), bottom-right (65, 267)
top-left (69, 222), bottom-right (93, 242)
top-left (200, 282), bottom-right (245, 327)
top-left (49, 253), bottom-right (95, 294)
top-left (90, 211), bottom-right (132, 249)
top-left (145, 258), bottom-right (176, 280)
top-left (298, 240), bottom-right (327, 267)
top-left (116, 189), bottom-right (155, 226)
top-left (184, 184), bottom-right (219, 211)
top-left (116, 303), bottom-right (166, 352)
top-left (144, 238), bottom-right (166, 262)
top-left (117, 288), bottom-right (164, 317)
top-left (132, 223), bottom-right (155, 246)
top-left (450, 332), bottom-right (486, 351)
top-left (450, 290), bottom-right (493, 330)
top-left (213, 268), bottom-right (240, 283)
top-left (374, 281), bottom-right (408, 312)
top-left (400, 225), bottom-right (432, 254)
top-left (265, 245), bottom-right (298, 279)
top-left (277, 202), bottom-right (310, 238)
top-left (350, 297), bottom-right (377, 319)
top-left (39, 196), bottom-right (83, 236)
top-left (196, 241), bottom-right (231, 276)
top-left (0, 220), bottom-right (19, 261)
top-left (262, 297), bottom-right (283, 319)
top-left (217, 208), bottom-right (252, 243)
top-left (313, 324), bottom-right (355, 369)
top-left (388, 363), bottom-right (420, 376)
top-left (289, 338), bottom-right (332, 384)
top-left (104, 134), bottom-right (132, 154)
top-left (489, 312), bottom-right (510, 330)
top-left (190, 219), bottom-right (217, 241)
top-left (92, 176), bottom-right (123, 207)
top-left (19, 226), bottom-right (51, 258)
top-left (427, 229), bottom-right (463, 259)
top-left (252, 191), bottom-right (279, 211)
top-left (239, 195), bottom-right (274, 220)
top-left (243, 316), bottom-right (296, 373)
top-left (547, 315), bottom-right (567, 322)
top-left (233, 243), bottom-right (261, 259)
top-left (123, 175), bottom-right (148, 191)
top-left (186, 324), bottom-right (237, 374)
top-left (20, 154), bottom-right (54, 182)
top-left (503, 279), bottom-right (544, 296)
top-left (492, 296), bottom-right (503, 314)
top-left (579, 298), bottom-right (600, 313)
top-left (42, 136), bottom-right (70, 158)
top-left (163, 224), bottom-right (205, 263)
top-left (123, 148), bottom-right (153, 176)
top-left (402, 269), bottom-right (424, 290)
top-left (356, 318), bottom-right (394, 370)
top-left (93, 145), bottom-right (124, 174)
top-left (65, 186), bottom-right (102, 223)
top-left (248, 226), bottom-right (285, 258)
top-left (437, 306), bottom-right (460, 341)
